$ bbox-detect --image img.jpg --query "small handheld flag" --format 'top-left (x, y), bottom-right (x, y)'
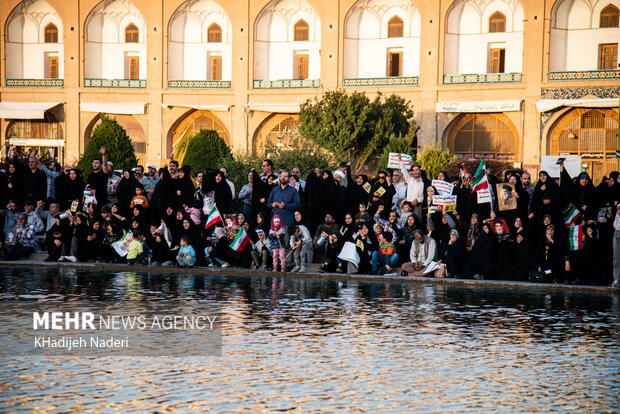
top-left (471, 160), bottom-right (489, 193)
top-left (317, 231), bottom-right (328, 246)
top-left (229, 228), bottom-right (250, 251)
top-left (568, 225), bottom-right (584, 250)
top-left (563, 203), bottom-right (582, 227)
top-left (205, 206), bottom-right (223, 229)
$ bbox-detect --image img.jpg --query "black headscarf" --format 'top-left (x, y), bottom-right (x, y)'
top-left (117, 169), bottom-right (142, 217)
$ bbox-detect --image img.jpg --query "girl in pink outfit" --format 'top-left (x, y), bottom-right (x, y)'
top-left (269, 215), bottom-right (286, 271)
top-left (184, 200), bottom-right (202, 226)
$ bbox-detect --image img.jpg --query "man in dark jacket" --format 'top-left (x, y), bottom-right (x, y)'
top-left (24, 157), bottom-right (47, 204)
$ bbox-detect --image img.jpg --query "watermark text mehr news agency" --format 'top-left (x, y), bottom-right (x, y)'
top-left (33, 312), bottom-right (218, 331)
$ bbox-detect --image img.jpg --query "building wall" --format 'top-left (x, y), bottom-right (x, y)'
top-left (0, 0), bottom-right (618, 174)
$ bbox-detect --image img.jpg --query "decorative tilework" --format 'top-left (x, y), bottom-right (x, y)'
top-left (548, 70), bottom-right (620, 81)
top-left (343, 76), bottom-right (419, 87)
top-left (443, 72), bottom-right (522, 84)
top-left (253, 79), bottom-right (320, 89)
top-left (85, 79), bottom-right (146, 88)
top-left (6, 79), bottom-right (64, 87)
top-left (540, 87), bottom-right (620, 100)
top-left (167, 80), bottom-right (231, 88)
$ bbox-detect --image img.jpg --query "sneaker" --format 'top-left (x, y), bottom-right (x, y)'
top-left (260, 265), bottom-right (267, 269)
top-left (401, 271), bottom-right (409, 276)
top-left (473, 274), bottom-right (484, 280)
top-left (298, 266), bottom-right (306, 273)
top-left (162, 261), bottom-right (174, 267)
top-left (221, 262), bottom-right (230, 268)
top-left (317, 267), bottom-right (325, 273)
top-left (336, 266), bottom-right (344, 273)
top-left (208, 262), bottom-right (216, 267)
top-left (57, 256), bottom-right (66, 262)
top-left (291, 266), bottom-right (300, 273)
top-left (151, 261), bottom-right (161, 266)
top-left (65, 256), bottom-right (77, 263)
top-left (611, 280), bottom-right (619, 288)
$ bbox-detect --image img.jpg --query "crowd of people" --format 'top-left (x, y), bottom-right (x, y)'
top-left (1, 146), bottom-right (619, 288)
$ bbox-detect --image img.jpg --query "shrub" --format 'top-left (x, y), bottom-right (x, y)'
top-left (415, 143), bottom-right (456, 180)
top-left (182, 129), bottom-right (232, 173)
top-left (77, 115), bottom-right (137, 178)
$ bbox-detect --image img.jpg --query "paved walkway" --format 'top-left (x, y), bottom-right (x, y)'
top-left (2, 258), bottom-right (618, 295)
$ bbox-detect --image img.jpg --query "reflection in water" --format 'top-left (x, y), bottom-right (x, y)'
top-left (0, 267), bottom-right (618, 412)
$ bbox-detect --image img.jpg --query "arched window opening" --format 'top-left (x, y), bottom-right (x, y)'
top-left (125, 24), bottom-right (139, 43)
top-left (388, 16), bottom-right (404, 38)
top-left (489, 11), bottom-right (506, 33)
top-left (449, 113), bottom-right (517, 161)
top-left (600, 4), bottom-right (619, 28)
top-left (44, 23), bottom-right (58, 43)
top-left (208, 23), bottom-right (222, 43)
top-left (294, 20), bottom-right (309, 41)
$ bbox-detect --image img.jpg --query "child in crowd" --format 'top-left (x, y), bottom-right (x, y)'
top-left (127, 230), bottom-right (149, 265)
top-left (288, 225), bottom-right (312, 273)
top-left (371, 231), bottom-right (398, 274)
top-left (398, 201), bottom-right (413, 227)
top-left (251, 229), bottom-right (271, 269)
top-left (269, 215), bottom-right (286, 272)
top-left (355, 203), bottom-right (372, 227)
top-left (176, 235), bottom-right (196, 267)
top-left (130, 187), bottom-right (149, 210)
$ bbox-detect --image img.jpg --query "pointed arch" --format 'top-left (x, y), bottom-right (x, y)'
top-left (45, 23), bottom-right (58, 43)
top-left (208, 23), bottom-right (222, 42)
top-left (125, 23), bottom-right (139, 43)
top-left (600, 4), bottom-right (619, 27)
top-left (489, 11), bottom-right (506, 33)
top-left (387, 16), bottom-right (403, 38)
top-left (294, 19), bottom-right (309, 41)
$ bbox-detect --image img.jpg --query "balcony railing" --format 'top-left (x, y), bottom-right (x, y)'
top-left (343, 76), bottom-right (419, 87)
top-left (443, 72), bottom-right (522, 84)
top-left (253, 79), bottom-right (320, 89)
top-left (548, 69), bottom-right (620, 81)
top-left (6, 79), bottom-right (64, 87)
top-left (167, 80), bottom-right (231, 89)
top-left (84, 78), bottom-right (146, 88)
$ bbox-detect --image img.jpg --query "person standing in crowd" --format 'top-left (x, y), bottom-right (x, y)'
top-left (398, 155), bottom-right (427, 222)
top-left (521, 172), bottom-right (534, 215)
top-left (291, 167), bottom-right (306, 190)
top-left (391, 169), bottom-right (407, 212)
top-left (86, 146), bottom-right (109, 206)
top-left (140, 164), bottom-right (160, 200)
top-left (259, 159), bottom-right (277, 182)
top-left (24, 156), bottom-right (47, 205)
top-left (267, 170), bottom-right (300, 229)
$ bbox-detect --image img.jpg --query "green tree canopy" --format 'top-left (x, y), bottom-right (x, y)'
top-left (183, 129), bottom-right (232, 173)
top-left (77, 115), bottom-right (137, 178)
top-left (299, 90), bottom-right (414, 170)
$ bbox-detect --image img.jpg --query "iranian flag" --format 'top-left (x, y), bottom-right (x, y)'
top-left (568, 225), bottom-right (584, 250)
top-left (205, 206), bottom-right (222, 229)
top-left (229, 228), bottom-right (250, 251)
top-left (471, 160), bottom-right (489, 193)
top-left (563, 203), bottom-right (581, 227)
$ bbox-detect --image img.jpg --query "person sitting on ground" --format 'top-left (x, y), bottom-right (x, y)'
top-left (251, 229), bottom-right (271, 269)
top-left (176, 234), bottom-right (196, 267)
top-left (318, 233), bottom-right (341, 273)
top-left (371, 231), bottom-right (398, 274)
top-left (401, 229), bottom-right (439, 277)
top-left (127, 229), bottom-right (149, 265)
top-left (288, 224), bottom-right (312, 273)
top-left (1, 213), bottom-right (36, 261)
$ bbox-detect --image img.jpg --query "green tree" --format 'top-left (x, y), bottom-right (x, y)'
top-left (299, 90), bottom-right (414, 170)
top-left (416, 143), bottom-right (456, 180)
top-left (77, 115), bottom-right (137, 178)
top-left (183, 129), bottom-right (232, 173)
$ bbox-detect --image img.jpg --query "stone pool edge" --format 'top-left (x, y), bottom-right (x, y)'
top-left (2, 260), bottom-right (619, 295)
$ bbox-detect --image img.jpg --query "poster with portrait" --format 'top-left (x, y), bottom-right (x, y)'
top-left (496, 183), bottom-right (517, 211)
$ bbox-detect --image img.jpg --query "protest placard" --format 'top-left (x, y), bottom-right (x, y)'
top-left (477, 188), bottom-right (492, 204)
top-left (387, 153), bottom-right (413, 169)
top-left (431, 180), bottom-right (454, 196)
top-left (497, 183), bottom-right (517, 211)
top-left (540, 155), bottom-right (581, 178)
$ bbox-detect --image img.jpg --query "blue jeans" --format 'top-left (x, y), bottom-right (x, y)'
top-left (372, 251), bottom-right (399, 271)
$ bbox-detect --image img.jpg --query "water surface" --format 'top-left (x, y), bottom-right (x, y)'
top-left (0, 267), bottom-right (618, 412)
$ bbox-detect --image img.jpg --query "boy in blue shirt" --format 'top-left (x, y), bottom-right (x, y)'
top-left (176, 235), bottom-right (196, 267)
